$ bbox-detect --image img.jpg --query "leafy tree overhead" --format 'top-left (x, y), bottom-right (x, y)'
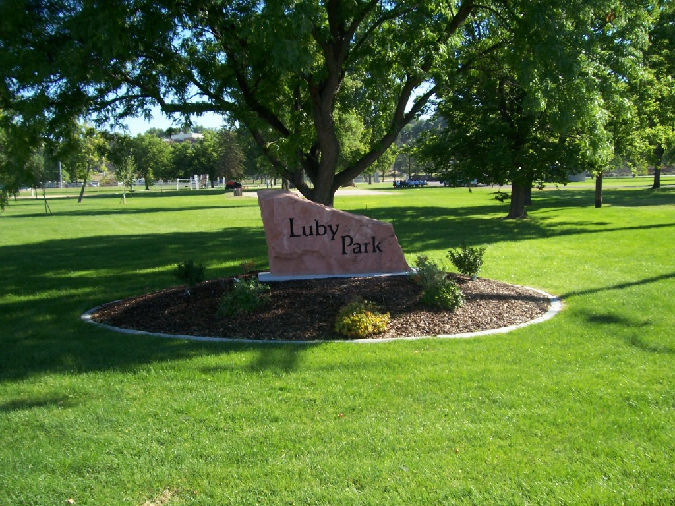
top-left (1, 0), bottom-right (661, 209)
top-left (0, 0), bottom-right (522, 206)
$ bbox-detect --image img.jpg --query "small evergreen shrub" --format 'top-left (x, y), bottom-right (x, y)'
top-left (413, 256), bottom-right (464, 311)
top-left (420, 281), bottom-right (464, 310)
top-left (218, 278), bottom-right (270, 317)
top-left (174, 260), bottom-right (206, 294)
top-left (334, 299), bottom-right (390, 339)
top-left (447, 244), bottom-right (486, 280)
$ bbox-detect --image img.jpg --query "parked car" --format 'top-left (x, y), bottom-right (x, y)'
top-left (225, 181), bottom-right (242, 189)
top-left (393, 179), bottom-right (427, 188)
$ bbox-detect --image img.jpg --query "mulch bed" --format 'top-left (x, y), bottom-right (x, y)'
top-left (87, 274), bottom-right (553, 341)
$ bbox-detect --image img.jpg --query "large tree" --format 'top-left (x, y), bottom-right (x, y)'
top-left (417, 1), bottom-right (656, 217)
top-left (0, 0), bottom-right (516, 206)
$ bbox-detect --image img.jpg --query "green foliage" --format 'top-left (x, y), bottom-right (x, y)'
top-left (115, 155), bottom-right (136, 202)
top-left (0, 0), bottom-right (498, 205)
top-left (414, 256), bottom-right (464, 311)
top-left (174, 260), bottom-right (205, 291)
top-left (131, 133), bottom-right (171, 187)
top-left (447, 243), bottom-right (487, 280)
top-left (334, 298), bottom-right (390, 339)
top-left (61, 124), bottom-right (107, 178)
top-left (218, 278), bottom-right (270, 318)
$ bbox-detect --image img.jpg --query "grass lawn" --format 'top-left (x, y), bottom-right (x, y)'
top-left (1, 184), bottom-right (674, 505)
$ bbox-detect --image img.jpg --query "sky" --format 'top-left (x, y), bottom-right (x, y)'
top-left (118, 107), bottom-right (226, 136)
top-left (116, 85), bottom-right (433, 136)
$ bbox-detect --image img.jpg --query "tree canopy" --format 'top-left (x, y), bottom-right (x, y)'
top-left (0, 0), bottom-right (519, 205)
top-left (1, 0), bottom-right (665, 208)
top-left (416, 0), bottom-right (660, 216)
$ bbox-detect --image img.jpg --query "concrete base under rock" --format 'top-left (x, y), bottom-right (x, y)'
top-left (258, 270), bottom-right (412, 282)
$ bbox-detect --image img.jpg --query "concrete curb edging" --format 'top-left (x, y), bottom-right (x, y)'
top-left (81, 286), bottom-right (562, 345)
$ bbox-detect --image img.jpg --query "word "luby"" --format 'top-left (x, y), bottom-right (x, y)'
top-left (288, 218), bottom-right (383, 255)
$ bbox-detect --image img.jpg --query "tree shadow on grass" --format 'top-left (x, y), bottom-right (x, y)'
top-left (531, 186), bottom-right (675, 209)
top-left (577, 309), bottom-right (675, 355)
top-left (0, 394), bottom-right (79, 413)
top-left (2, 205), bottom-right (246, 219)
top-left (624, 334), bottom-right (675, 355)
top-left (560, 272), bottom-right (675, 300)
top-left (351, 202), bottom-right (675, 255)
top-left (0, 227), bottom-right (274, 381)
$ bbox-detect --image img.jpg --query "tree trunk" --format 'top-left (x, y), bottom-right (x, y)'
top-left (309, 171), bottom-right (336, 207)
top-left (595, 173), bottom-right (603, 208)
top-left (77, 172), bottom-right (88, 203)
top-left (653, 166), bottom-right (661, 189)
top-left (42, 185), bottom-right (52, 215)
top-left (506, 182), bottom-right (528, 219)
top-left (524, 185), bottom-right (532, 206)
top-left (653, 143), bottom-right (663, 189)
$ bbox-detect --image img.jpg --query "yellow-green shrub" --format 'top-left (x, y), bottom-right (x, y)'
top-left (334, 299), bottom-right (390, 338)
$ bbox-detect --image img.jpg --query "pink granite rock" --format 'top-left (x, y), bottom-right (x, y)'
top-left (258, 190), bottom-right (410, 277)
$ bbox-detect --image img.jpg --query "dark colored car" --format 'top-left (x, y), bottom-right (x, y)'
top-left (225, 181), bottom-right (242, 189)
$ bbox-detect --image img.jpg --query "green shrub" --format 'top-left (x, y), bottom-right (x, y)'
top-left (414, 255), bottom-right (448, 288)
top-left (174, 260), bottom-right (206, 294)
top-left (413, 256), bottom-right (464, 311)
top-left (420, 281), bottom-right (464, 310)
top-left (334, 299), bottom-right (390, 339)
top-left (218, 278), bottom-right (270, 317)
top-left (447, 243), bottom-right (486, 280)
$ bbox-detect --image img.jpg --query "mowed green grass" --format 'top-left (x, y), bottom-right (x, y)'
top-left (1, 185), bottom-right (674, 505)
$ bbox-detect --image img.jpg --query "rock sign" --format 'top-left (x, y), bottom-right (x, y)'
top-left (257, 190), bottom-right (410, 279)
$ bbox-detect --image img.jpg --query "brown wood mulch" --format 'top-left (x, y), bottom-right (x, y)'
top-left (87, 273), bottom-right (553, 342)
